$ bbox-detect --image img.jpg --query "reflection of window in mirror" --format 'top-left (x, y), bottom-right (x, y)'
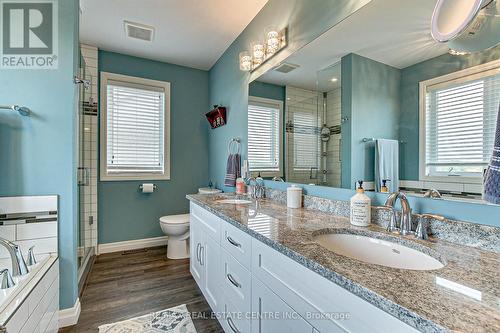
top-left (247, 96), bottom-right (283, 177)
top-left (419, 61), bottom-right (500, 186)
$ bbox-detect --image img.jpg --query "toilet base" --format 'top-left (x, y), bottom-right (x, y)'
top-left (167, 236), bottom-right (190, 259)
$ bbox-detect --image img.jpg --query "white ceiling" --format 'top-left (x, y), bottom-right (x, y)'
top-left (259, 0), bottom-right (449, 91)
top-left (79, 0), bottom-right (268, 70)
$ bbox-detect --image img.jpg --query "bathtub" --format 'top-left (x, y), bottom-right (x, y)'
top-left (0, 254), bottom-right (59, 332)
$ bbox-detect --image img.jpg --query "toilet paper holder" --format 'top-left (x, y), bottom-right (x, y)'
top-left (139, 184), bottom-right (158, 192)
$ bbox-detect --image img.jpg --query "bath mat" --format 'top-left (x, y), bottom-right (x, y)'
top-left (98, 304), bottom-right (197, 333)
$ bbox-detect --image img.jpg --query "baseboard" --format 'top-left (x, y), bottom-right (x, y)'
top-left (97, 236), bottom-right (168, 255)
top-left (59, 298), bottom-right (81, 328)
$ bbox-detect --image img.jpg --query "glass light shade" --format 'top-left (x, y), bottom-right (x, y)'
top-left (239, 51), bottom-right (252, 71)
top-left (252, 42), bottom-right (265, 61)
top-left (266, 29), bottom-right (280, 56)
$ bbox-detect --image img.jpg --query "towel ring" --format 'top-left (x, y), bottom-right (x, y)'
top-left (228, 138), bottom-right (241, 155)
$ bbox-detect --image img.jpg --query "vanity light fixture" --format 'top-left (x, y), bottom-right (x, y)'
top-left (239, 51), bottom-right (252, 71)
top-left (239, 27), bottom-right (287, 72)
top-left (330, 77), bottom-right (338, 82)
top-left (252, 42), bottom-right (265, 66)
top-left (265, 27), bottom-right (280, 56)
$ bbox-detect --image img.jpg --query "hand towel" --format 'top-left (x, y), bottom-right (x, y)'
top-left (483, 103), bottom-right (500, 204)
top-left (375, 139), bottom-right (399, 192)
top-left (224, 153), bottom-right (241, 187)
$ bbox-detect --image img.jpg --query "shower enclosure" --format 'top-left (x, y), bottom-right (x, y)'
top-left (285, 64), bottom-right (342, 187)
top-left (76, 53), bottom-right (96, 289)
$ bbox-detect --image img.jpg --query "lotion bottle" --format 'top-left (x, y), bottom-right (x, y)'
top-left (350, 181), bottom-right (371, 227)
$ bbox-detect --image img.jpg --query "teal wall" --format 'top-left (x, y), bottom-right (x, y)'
top-left (399, 45), bottom-right (500, 180)
top-left (0, 1), bottom-right (79, 309)
top-left (249, 81), bottom-right (285, 102)
top-left (208, 0), bottom-right (500, 227)
top-left (98, 51), bottom-right (209, 244)
top-left (345, 53), bottom-right (400, 187)
top-left (208, 0), bottom-right (372, 191)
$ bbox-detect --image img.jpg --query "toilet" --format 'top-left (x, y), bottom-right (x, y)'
top-left (159, 214), bottom-right (191, 259)
top-left (198, 187), bottom-right (222, 194)
top-left (160, 187), bottom-right (221, 259)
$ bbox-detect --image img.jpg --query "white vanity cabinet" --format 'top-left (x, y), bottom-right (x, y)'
top-left (189, 203), bottom-right (222, 312)
top-left (189, 203), bottom-right (419, 333)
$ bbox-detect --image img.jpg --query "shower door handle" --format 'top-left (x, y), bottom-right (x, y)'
top-left (78, 167), bottom-right (90, 186)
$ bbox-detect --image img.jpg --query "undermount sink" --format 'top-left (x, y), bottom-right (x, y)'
top-left (215, 199), bottom-right (252, 205)
top-left (313, 233), bottom-right (444, 271)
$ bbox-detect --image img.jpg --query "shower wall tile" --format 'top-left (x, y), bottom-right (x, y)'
top-left (81, 44), bottom-right (99, 249)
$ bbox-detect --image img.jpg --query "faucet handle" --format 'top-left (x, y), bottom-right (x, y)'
top-left (0, 269), bottom-right (15, 289)
top-left (27, 246), bottom-right (37, 266)
top-left (414, 214), bottom-right (429, 240)
top-left (379, 206), bottom-right (398, 232)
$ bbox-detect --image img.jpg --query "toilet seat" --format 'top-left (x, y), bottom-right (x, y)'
top-left (198, 187), bottom-right (222, 194)
top-left (159, 214), bottom-right (190, 226)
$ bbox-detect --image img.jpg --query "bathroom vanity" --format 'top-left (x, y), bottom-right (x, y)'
top-left (188, 193), bottom-right (500, 333)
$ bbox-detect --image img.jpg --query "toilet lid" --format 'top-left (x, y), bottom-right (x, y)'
top-left (198, 187), bottom-right (222, 194)
top-left (160, 214), bottom-right (190, 225)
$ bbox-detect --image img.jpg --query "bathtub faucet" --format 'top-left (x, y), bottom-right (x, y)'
top-left (0, 238), bottom-right (29, 276)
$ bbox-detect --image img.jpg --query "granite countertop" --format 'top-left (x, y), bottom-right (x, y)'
top-left (186, 193), bottom-right (500, 333)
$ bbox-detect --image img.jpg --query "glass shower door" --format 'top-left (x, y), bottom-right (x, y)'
top-left (77, 54), bottom-right (94, 282)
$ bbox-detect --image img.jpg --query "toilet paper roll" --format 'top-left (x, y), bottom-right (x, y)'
top-left (141, 183), bottom-right (155, 193)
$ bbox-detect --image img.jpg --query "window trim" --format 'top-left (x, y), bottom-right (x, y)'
top-left (100, 72), bottom-right (171, 181)
top-left (418, 59), bottom-right (500, 185)
top-left (247, 96), bottom-right (284, 178)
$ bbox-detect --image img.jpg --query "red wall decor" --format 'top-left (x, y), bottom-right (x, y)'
top-left (205, 105), bottom-right (227, 129)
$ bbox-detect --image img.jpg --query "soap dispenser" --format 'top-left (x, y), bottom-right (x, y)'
top-left (350, 181), bottom-right (371, 227)
top-left (380, 179), bottom-right (390, 193)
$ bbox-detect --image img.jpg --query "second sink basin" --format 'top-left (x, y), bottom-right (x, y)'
top-left (215, 199), bottom-right (252, 205)
top-left (313, 233), bottom-right (444, 271)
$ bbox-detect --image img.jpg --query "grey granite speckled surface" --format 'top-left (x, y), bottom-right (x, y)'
top-left (263, 187), bottom-right (500, 253)
top-left (187, 193), bottom-right (500, 333)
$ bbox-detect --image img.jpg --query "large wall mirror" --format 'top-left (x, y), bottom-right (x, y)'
top-left (247, 0), bottom-right (500, 205)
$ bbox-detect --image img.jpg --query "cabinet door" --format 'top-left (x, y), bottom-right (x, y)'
top-left (251, 278), bottom-right (314, 333)
top-left (189, 215), bottom-right (203, 287)
top-left (202, 233), bottom-right (221, 312)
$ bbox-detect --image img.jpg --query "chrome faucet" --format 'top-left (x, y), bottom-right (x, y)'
top-left (0, 238), bottom-right (29, 276)
top-left (424, 188), bottom-right (442, 199)
top-left (0, 269), bottom-right (15, 289)
top-left (246, 177), bottom-right (265, 199)
top-left (384, 192), bottom-right (413, 236)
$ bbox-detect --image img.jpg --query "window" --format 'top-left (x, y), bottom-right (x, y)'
top-left (420, 62), bottom-right (500, 183)
top-left (247, 96), bottom-right (283, 176)
top-left (100, 72), bottom-right (170, 181)
top-left (291, 111), bottom-right (320, 171)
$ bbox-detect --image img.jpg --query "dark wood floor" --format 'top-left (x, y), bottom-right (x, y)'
top-left (60, 247), bottom-right (223, 332)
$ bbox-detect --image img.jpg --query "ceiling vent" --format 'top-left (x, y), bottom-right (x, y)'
top-left (273, 62), bottom-right (300, 73)
top-left (124, 21), bottom-right (154, 42)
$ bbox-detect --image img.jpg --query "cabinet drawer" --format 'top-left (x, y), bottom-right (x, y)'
top-left (190, 203), bottom-right (220, 242)
top-left (252, 239), bottom-right (419, 333)
top-left (252, 278), bottom-right (314, 333)
top-left (220, 293), bottom-right (251, 333)
top-left (221, 221), bottom-right (251, 269)
top-left (220, 248), bottom-right (251, 314)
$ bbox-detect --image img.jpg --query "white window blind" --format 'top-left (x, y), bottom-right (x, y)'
top-left (291, 111), bottom-right (320, 170)
top-left (106, 80), bottom-right (165, 175)
top-left (248, 98), bottom-right (282, 173)
top-left (425, 72), bottom-right (500, 177)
